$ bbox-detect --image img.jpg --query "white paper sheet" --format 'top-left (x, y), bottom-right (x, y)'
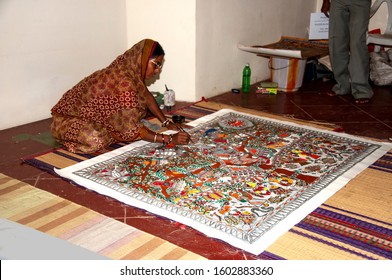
top-left (238, 44), bottom-right (302, 59)
top-left (309, 12), bottom-right (329, 40)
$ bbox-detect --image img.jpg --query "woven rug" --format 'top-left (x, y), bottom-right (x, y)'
top-left (0, 173), bottom-right (205, 260)
top-left (22, 101), bottom-right (392, 259)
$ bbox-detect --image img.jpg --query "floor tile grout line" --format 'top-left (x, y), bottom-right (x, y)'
top-left (330, 96), bottom-right (392, 129)
top-left (351, 103), bottom-right (392, 130)
top-left (290, 100), bottom-right (317, 121)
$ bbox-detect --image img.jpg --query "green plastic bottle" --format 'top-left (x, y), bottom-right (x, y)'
top-left (242, 63), bottom-right (251, 93)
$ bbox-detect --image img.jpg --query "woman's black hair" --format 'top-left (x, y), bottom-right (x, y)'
top-left (152, 42), bottom-right (165, 57)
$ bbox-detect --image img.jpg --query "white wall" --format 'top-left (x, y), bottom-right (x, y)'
top-left (126, 0), bottom-right (318, 102)
top-left (125, 0), bottom-right (196, 102)
top-left (0, 0), bottom-right (127, 130)
top-left (369, 2), bottom-right (388, 33)
top-left (196, 0), bottom-right (388, 100)
top-left (315, 0), bottom-right (388, 32)
top-left (6, 0), bottom-right (386, 130)
top-left (0, 0), bottom-right (320, 130)
top-left (195, 0), bottom-right (317, 100)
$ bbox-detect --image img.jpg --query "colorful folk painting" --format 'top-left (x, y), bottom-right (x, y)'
top-left (73, 112), bottom-right (380, 246)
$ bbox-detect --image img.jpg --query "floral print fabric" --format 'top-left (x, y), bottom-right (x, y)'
top-left (51, 39), bottom-right (156, 153)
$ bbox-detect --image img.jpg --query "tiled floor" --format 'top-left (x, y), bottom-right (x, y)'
top-left (211, 79), bottom-right (392, 141)
top-left (0, 78), bottom-right (391, 260)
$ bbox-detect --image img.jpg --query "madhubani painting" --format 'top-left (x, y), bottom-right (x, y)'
top-left (73, 112), bottom-right (379, 246)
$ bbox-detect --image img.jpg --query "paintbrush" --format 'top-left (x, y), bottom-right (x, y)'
top-left (174, 124), bottom-right (195, 144)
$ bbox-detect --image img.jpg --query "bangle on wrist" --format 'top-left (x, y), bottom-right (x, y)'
top-left (153, 133), bottom-right (158, 143)
top-left (168, 134), bottom-right (173, 144)
top-left (161, 134), bottom-right (165, 144)
top-left (161, 119), bottom-right (170, 127)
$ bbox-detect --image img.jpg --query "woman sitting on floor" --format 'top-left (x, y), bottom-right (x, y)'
top-left (51, 39), bottom-right (190, 154)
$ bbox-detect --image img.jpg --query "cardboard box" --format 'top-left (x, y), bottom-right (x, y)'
top-left (256, 82), bottom-right (278, 95)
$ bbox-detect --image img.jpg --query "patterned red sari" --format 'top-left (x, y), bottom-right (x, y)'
top-left (51, 39), bottom-right (157, 153)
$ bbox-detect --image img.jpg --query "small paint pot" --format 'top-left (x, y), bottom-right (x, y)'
top-left (172, 115), bottom-right (185, 124)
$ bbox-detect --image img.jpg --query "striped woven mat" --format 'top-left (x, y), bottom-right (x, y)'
top-left (0, 173), bottom-right (205, 260)
top-left (21, 101), bottom-right (392, 259)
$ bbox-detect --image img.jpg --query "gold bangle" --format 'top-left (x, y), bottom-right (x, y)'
top-left (153, 133), bottom-right (158, 143)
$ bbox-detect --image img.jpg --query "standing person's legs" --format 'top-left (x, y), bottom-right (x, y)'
top-left (348, 0), bottom-right (374, 101)
top-left (329, 0), bottom-right (351, 95)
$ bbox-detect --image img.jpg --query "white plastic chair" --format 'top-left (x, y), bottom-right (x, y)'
top-left (367, 0), bottom-right (392, 52)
